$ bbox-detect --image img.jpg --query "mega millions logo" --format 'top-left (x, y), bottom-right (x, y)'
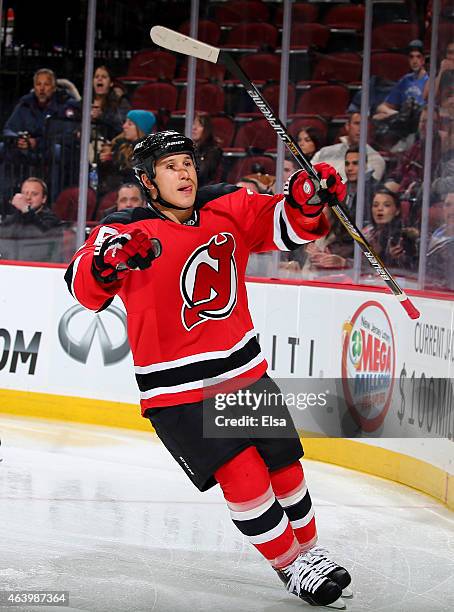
top-left (341, 301), bottom-right (395, 432)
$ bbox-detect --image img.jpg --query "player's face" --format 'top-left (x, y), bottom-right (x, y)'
top-left (153, 154), bottom-right (198, 208)
top-left (371, 193), bottom-right (398, 225)
top-left (345, 153), bottom-right (359, 182)
top-left (21, 180), bottom-right (46, 210)
top-left (93, 67), bottom-right (112, 95)
top-left (116, 186), bottom-right (144, 211)
top-left (33, 74), bottom-right (56, 106)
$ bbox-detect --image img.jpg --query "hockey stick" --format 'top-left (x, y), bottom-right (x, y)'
top-left (150, 26), bottom-right (420, 320)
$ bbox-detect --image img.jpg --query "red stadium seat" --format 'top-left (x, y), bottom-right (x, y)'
top-left (238, 54), bottom-right (281, 81)
top-left (295, 84), bottom-right (350, 117)
top-left (214, 0), bottom-right (270, 25)
top-left (291, 23), bottom-right (330, 50)
top-left (288, 115), bottom-right (329, 142)
top-left (54, 187), bottom-right (97, 222)
top-left (118, 50), bottom-right (177, 81)
top-left (323, 5), bottom-right (365, 31)
top-left (211, 115), bottom-right (237, 148)
top-left (275, 3), bottom-right (319, 25)
top-left (233, 118), bottom-right (278, 151)
top-left (179, 20), bottom-right (221, 46)
top-left (177, 59), bottom-right (226, 82)
top-left (96, 191), bottom-right (118, 221)
top-left (260, 82), bottom-right (296, 115)
top-left (224, 23), bottom-right (279, 50)
top-left (424, 21), bottom-right (453, 56)
top-left (131, 82), bottom-right (178, 112)
top-left (227, 155), bottom-right (276, 183)
top-left (312, 52), bottom-right (362, 83)
top-left (370, 52), bottom-right (410, 82)
top-left (371, 23), bottom-right (420, 51)
top-left (177, 83), bottom-right (225, 113)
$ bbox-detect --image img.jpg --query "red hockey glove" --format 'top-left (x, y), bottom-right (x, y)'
top-left (313, 162), bottom-right (347, 208)
top-left (92, 228), bottom-right (161, 284)
top-left (283, 163), bottom-right (346, 217)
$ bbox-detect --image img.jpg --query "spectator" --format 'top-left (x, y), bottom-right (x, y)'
top-left (426, 191), bottom-right (454, 290)
top-left (296, 126), bottom-right (324, 161)
top-left (343, 147), bottom-right (376, 225)
top-left (385, 108), bottom-right (441, 223)
top-left (100, 183), bottom-right (146, 219)
top-left (373, 40), bottom-right (428, 121)
top-left (97, 109), bottom-right (156, 194)
top-left (311, 112), bottom-right (386, 181)
top-left (191, 112), bottom-right (223, 186)
top-left (236, 173), bottom-right (275, 194)
top-left (282, 156), bottom-right (298, 184)
top-left (91, 65), bottom-right (130, 143)
top-left (2, 68), bottom-right (80, 160)
top-left (362, 188), bottom-right (419, 271)
top-left (348, 75), bottom-right (395, 116)
top-left (423, 41), bottom-right (454, 103)
top-left (2, 177), bottom-right (61, 231)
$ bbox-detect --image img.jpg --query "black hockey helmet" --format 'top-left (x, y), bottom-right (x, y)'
top-left (132, 130), bottom-right (198, 183)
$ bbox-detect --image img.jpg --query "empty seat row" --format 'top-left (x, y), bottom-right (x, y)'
top-left (130, 81), bottom-right (352, 118)
top-left (119, 49), bottom-right (411, 88)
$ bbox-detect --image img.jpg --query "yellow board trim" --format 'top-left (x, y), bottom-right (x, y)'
top-left (1, 388), bottom-right (453, 511)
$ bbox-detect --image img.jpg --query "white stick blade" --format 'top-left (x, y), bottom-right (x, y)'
top-left (150, 26), bottom-right (220, 64)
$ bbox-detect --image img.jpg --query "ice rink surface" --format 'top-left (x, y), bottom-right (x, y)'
top-left (0, 416), bottom-right (453, 612)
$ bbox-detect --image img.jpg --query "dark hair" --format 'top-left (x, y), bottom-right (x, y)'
top-left (93, 64), bottom-right (120, 112)
top-left (193, 112), bottom-right (219, 148)
top-left (117, 182), bottom-right (145, 201)
top-left (373, 187), bottom-right (400, 206)
top-left (345, 145), bottom-right (359, 156)
top-left (296, 126), bottom-right (325, 152)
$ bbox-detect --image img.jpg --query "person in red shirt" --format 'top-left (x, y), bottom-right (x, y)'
top-left (65, 130), bottom-right (351, 609)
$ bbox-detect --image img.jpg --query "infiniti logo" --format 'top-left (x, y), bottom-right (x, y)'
top-left (58, 305), bottom-right (129, 365)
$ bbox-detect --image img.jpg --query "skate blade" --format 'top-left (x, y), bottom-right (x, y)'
top-left (342, 586), bottom-right (353, 598)
top-left (326, 595), bottom-right (346, 609)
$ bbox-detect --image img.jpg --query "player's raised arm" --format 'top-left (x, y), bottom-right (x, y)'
top-left (236, 162), bottom-right (345, 254)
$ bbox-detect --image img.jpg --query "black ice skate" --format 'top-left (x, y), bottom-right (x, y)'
top-left (305, 546), bottom-right (353, 598)
top-left (276, 553), bottom-right (345, 609)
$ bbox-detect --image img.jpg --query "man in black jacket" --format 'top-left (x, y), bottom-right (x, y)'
top-left (0, 176), bottom-right (63, 263)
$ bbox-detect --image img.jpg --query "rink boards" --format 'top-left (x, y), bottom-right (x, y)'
top-left (0, 261), bottom-right (453, 510)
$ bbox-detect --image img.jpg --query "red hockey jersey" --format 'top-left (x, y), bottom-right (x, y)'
top-left (65, 184), bottom-right (329, 413)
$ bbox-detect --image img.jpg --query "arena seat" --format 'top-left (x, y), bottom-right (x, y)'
top-left (371, 23), bottom-right (420, 51)
top-left (224, 23), bottom-right (279, 51)
top-left (131, 82), bottom-right (178, 113)
top-left (227, 154), bottom-right (276, 183)
top-left (214, 0), bottom-right (270, 25)
top-left (295, 84), bottom-right (350, 118)
top-left (179, 20), bottom-right (221, 46)
top-left (312, 52), bottom-right (362, 83)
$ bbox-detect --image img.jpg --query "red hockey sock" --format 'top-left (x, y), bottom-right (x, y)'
top-left (214, 446), bottom-right (300, 568)
top-left (269, 461), bottom-right (317, 551)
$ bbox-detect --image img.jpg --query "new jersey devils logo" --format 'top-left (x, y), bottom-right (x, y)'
top-left (180, 233), bottom-right (237, 331)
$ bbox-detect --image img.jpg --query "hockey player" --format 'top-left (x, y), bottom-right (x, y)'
top-left (65, 131), bottom-right (352, 609)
